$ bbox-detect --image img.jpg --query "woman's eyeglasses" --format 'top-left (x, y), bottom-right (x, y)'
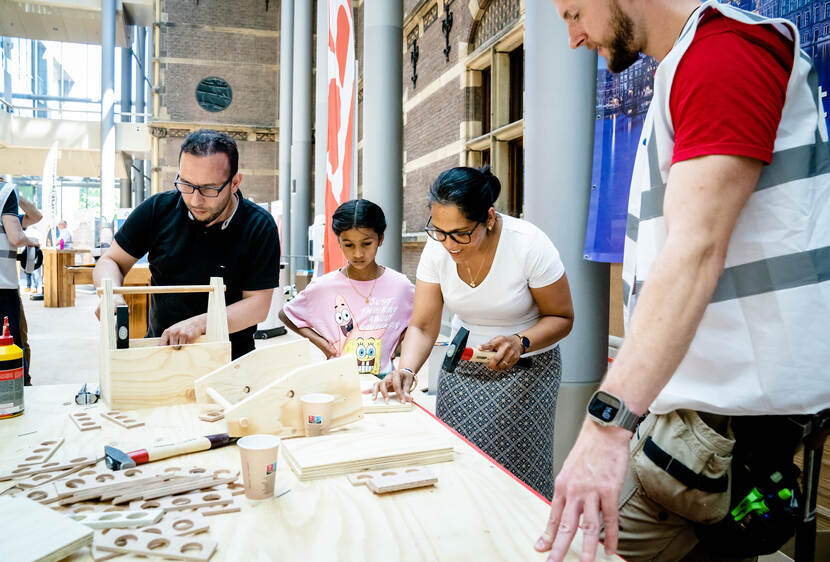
top-left (423, 217), bottom-right (480, 244)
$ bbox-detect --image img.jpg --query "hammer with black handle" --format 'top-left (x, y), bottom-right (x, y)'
top-left (441, 327), bottom-right (532, 373)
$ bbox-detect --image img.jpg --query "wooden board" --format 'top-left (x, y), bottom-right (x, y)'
top-left (100, 411), bottom-right (145, 429)
top-left (348, 466), bottom-right (438, 494)
top-left (282, 424), bottom-right (454, 480)
top-left (0, 495), bottom-right (93, 562)
top-left (103, 341), bottom-right (232, 409)
top-left (94, 531), bottom-right (217, 562)
top-left (16, 438), bottom-right (64, 466)
top-left (223, 355), bottom-right (364, 437)
top-left (194, 338), bottom-right (315, 404)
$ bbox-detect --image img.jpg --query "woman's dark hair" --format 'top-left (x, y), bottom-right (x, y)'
top-left (179, 129), bottom-right (239, 178)
top-left (331, 199), bottom-right (387, 237)
top-left (428, 166), bottom-right (501, 223)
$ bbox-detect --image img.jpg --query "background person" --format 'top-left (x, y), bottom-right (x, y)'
top-left (374, 166), bottom-right (574, 498)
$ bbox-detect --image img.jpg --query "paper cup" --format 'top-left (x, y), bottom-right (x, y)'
top-left (300, 393), bottom-right (335, 437)
top-left (237, 434), bottom-right (281, 500)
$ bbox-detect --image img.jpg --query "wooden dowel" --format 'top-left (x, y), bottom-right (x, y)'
top-left (205, 387), bottom-right (233, 411)
top-left (96, 285), bottom-right (223, 295)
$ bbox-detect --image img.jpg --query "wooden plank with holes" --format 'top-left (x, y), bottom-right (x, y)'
top-left (16, 438), bottom-right (65, 466)
top-left (94, 531), bottom-right (217, 562)
top-left (16, 464), bottom-right (93, 489)
top-left (348, 466), bottom-right (438, 494)
top-left (68, 509), bottom-right (164, 529)
top-left (0, 455), bottom-right (99, 481)
top-left (100, 411), bottom-right (145, 429)
top-left (155, 489), bottom-right (235, 512)
top-left (111, 473), bottom-right (239, 504)
top-left (69, 412), bottom-right (102, 431)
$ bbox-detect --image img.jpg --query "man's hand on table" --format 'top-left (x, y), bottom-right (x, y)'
top-left (535, 419), bottom-right (632, 562)
top-left (94, 294), bottom-right (127, 320)
top-left (160, 315), bottom-right (206, 346)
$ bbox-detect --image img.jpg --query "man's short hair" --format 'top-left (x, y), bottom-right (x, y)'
top-left (179, 129), bottom-right (239, 178)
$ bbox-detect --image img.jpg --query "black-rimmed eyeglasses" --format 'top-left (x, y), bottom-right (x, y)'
top-left (424, 217), bottom-right (481, 244)
top-left (173, 174), bottom-right (233, 198)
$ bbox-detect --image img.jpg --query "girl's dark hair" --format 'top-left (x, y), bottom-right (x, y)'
top-left (428, 166), bottom-right (501, 222)
top-left (331, 199), bottom-right (387, 237)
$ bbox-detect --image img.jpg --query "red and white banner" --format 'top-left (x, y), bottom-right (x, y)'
top-left (324, 0), bottom-right (356, 273)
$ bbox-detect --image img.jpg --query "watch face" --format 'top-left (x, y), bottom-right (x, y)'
top-left (588, 392), bottom-right (621, 423)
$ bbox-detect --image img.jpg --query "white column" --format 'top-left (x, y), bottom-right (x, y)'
top-left (133, 26), bottom-right (146, 205)
top-left (279, 0), bottom-right (295, 281)
top-left (100, 0), bottom-right (116, 222)
top-left (290, 0), bottom-right (313, 274)
top-left (524, 1), bottom-right (607, 475)
top-left (362, 0), bottom-right (403, 269)
top-left (314, 0), bottom-right (328, 219)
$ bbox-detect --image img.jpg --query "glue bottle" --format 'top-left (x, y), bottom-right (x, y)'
top-left (0, 317), bottom-right (24, 419)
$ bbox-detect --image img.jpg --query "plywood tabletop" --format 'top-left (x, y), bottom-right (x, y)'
top-left (0, 384), bottom-right (607, 562)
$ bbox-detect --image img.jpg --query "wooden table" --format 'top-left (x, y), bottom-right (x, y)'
top-left (43, 249), bottom-right (88, 307)
top-left (0, 384), bottom-right (596, 562)
top-left (67, 264), bottom-right (152, 338)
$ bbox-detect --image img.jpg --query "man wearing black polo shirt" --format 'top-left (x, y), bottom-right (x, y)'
top-left (93, 130), bottom-right (280, 359)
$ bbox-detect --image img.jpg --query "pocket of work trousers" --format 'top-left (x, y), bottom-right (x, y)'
top-left (630, 410), bottom-right (734, 524)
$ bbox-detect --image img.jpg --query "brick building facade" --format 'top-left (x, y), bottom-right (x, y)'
top-left (152, 0), bottom-right (280, 205)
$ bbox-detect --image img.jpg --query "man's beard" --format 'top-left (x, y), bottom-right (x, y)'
top-left (189, 194), bottom-right (233, 226)
top-left (606, 2), bottom-right (640, 73)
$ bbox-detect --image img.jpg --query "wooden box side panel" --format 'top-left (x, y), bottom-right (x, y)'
top-left (194, 339), bottom-right (314, 404)
top-left (225, 355), bottom-right (363, 437)
top-left (105, 341), bottom-right (231, 409)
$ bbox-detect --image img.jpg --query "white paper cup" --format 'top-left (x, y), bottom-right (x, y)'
top-left (237, 434), bottom-right (281, 500)
top-left (300, 393), bottom-right (335, 437)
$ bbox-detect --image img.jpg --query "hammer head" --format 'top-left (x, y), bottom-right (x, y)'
top-left (441, 327), bottom-right (470, 373)
top-left (104, 445), bottom-right (136, 471)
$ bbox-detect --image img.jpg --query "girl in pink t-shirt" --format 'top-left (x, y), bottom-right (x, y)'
top-left (279, 199), bottom-right (414, 377)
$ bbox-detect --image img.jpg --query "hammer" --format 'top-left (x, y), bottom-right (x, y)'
top-left (104, 433), bottom-right (238, 470)
top-left (441, 327), bottom-right (532, 373)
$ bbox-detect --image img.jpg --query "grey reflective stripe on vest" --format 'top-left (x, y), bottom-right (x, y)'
top-left (626, 213), bottom-right (639, 241)
top-left (632, 140), bottom-right (830, 229)
top-left (711, 246), bottom-right (830, 303)
top-left (0, 250), bottom-right (15, 260)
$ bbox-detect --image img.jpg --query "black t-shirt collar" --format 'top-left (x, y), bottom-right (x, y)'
top-left (177, 190), bottom-right (244, 231)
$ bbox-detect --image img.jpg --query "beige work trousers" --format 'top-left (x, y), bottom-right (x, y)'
top-left (614, 410), bottom-right (754, 562)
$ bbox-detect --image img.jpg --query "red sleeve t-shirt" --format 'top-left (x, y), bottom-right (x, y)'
top-left (670, 9), bottom-right (795, 166)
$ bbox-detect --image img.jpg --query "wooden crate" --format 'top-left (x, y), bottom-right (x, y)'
top-left (98, 277), bottom-right (232, 409)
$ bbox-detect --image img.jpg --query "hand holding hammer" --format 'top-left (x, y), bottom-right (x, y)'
top-left (442, 328), bottom-right (532, 373)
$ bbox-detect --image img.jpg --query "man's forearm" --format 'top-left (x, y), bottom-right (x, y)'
top-left (225, 293), bottom-right (272, 334)
top-left (602, 237), bottom-right (724, 414)
top-left (92, 256), bottom-right (126, 287)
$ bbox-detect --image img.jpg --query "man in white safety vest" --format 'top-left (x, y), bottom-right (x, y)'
top-left (537, 1), bottom-right (830, 561)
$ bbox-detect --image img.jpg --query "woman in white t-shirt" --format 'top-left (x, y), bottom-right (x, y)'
top-left (373, 166), bottom-right (573, 498)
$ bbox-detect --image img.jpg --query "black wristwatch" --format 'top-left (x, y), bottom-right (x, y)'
top-left (587, 390), bottom-right (641, 432)
top-left (514, 333), bottom-right (530, 354)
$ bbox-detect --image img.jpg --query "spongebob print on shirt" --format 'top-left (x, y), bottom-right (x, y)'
top-left (333, 295), bottom-right (386, 375)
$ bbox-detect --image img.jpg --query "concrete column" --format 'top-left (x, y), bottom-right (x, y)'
top-left (524, 2), bottom-right (608, 476)
top-left (120, 46), bottom-right (132, 207)
top-left (362, 0), bottom-right (403, 270)
top-left (101, 0), bottom-right (116, 221)
top-left (3, 39), bottom-right (11, 109)
top-left (290, 0), bottom-right (312, 274)
top-left (133, 27), bottom-right (146, 205)
top-left (314, 0), bottom-right (328, 220)
top-left (279, 0), bottom-right (295, 281)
